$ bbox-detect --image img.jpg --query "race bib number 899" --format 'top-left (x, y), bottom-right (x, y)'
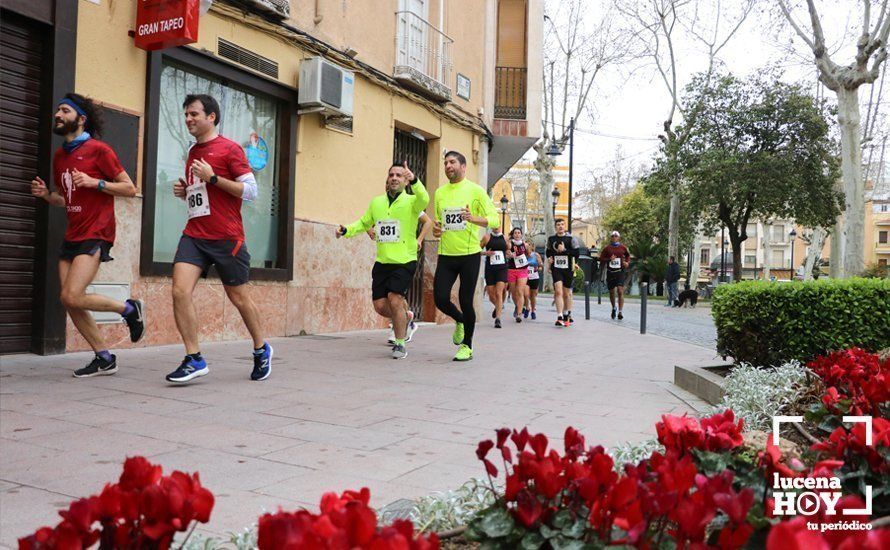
top-left (443, 207), bottom-right (467, 231)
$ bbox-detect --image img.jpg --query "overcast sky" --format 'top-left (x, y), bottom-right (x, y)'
top-left (538, 0), bottom-right (888, 193)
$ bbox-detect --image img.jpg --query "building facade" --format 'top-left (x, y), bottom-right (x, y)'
top-left (0, 0), bottom-right (542, 355)
top-left (490, 162), bottom-right (568, 239)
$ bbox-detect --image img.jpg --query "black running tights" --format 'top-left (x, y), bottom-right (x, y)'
top-left (433, 253), bottom-right (481, 347)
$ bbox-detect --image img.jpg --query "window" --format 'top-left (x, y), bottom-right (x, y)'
top-left (879, 259), bottom-right (888, 267)
top-left (772, 224), bottom-right (785, 243)
top-left (141, 48), bottom-right (296, 280)
top-left (880, 231), bottom-right (888, 244)
top-left (746, 223), bottom-right (757, 238)
top-left (700, 248), bottom-right (710, 265)
top-left (745, 254), bottom-right (756, 266)
top-left (772, 249), bottom-right (785, 268)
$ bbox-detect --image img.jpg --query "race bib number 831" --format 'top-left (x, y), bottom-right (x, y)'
top-left (376, 220), bottom-right (401, 243)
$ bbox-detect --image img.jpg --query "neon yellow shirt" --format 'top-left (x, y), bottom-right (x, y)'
top-left (434, 178), bottom-right (500, 256)
top-left (344, 180), bottom-right (429, 264)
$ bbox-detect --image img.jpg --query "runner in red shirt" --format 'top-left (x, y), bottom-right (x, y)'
top-left (599, 230), bottom-right (631, 320)
top-left (165, 94), bottom-right (272, 384)
top-left (30, 93), bottom-right (145, 377)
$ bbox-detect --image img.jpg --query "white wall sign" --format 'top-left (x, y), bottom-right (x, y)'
top-left (456, 73), bottom-right (471, 100)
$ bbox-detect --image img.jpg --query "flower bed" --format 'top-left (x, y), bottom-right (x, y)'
top-left (20, 349), bottom-right (890, 549)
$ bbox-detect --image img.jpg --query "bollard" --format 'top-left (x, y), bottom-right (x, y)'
top-left (597, 274), bottom-right (603, 305)
top-left (640, 282), bottom-right (648, 334)
top-left (584, 281), bottom-right (591, 320)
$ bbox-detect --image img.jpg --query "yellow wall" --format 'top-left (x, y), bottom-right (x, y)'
top-left (74, 1), bottom-right (481, 226)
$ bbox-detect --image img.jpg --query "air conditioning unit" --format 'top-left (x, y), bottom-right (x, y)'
top-left (242, 0), bottom-right (289, 20)
top-left (298, 57), bottom-right (354, 117)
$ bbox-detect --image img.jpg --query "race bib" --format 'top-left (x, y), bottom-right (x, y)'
top-left (376, 219), bottom-right (401, 243)
top-left (609, 257), bottom-right (622, 269)
top-left (490, 251), bottom-right (505, 265)
top-left (443, 207), bottom-right (467, 231)
top-left (513, 254), bottom-right (528, 268)
top-left (187, 180), bottom-right (211, 219)
top-left (527, 265), bottom-right (540, 280)
top-left (554, 255), bottom-right (569, 269)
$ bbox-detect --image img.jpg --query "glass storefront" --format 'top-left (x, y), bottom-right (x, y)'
top-left (152, 60), bottom-right (280, 268)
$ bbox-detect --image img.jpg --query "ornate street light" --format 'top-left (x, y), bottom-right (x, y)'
top-left (789, 228), bottom-right (798, 277)
top-left (551, 187), bottom-right (561, 221)
top-left (500, 194), bottom-right (508, 231)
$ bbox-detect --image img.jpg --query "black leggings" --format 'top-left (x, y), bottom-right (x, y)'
top-left (434, 253), bottom-right (481, 347)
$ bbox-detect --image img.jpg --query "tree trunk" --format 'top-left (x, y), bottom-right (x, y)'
top-left (533, 140), bottom-right (557, 292)
top-left (732, 239), bottom-right (744, 282)
top-left (688, 223), bottom-right (702, 288)
top-left (836, 87), bottom-right (866, 278)
top-left (668, 189), bottom-right (680, 260)
top-left (803, 227), bottom-right (827, 281)
top-left (829, 179), bottom-right (845, 279)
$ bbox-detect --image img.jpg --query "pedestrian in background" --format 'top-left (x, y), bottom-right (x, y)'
top-left (666, 256), bottom-right (681, 307)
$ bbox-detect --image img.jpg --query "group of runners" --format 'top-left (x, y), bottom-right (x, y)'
top-left (32, 93), bottom-right (272, 383)
top-left (33, 91), bottom-right (636, 377)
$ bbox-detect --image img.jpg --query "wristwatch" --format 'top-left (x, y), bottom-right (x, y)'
top-left (208, 174), bottom-right (218, 185)
top-left (98, 179), bottom-right (106, 191)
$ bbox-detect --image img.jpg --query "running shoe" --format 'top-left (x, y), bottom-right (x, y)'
top-left (531, 311), bottom-right (537, 320)
top-left (453, 344), bottom-right (473, 361)
top-left (251, 342), bottom-right (273, 381)
top-left (123, 299), bottom-right (145, 343)
top-left (494, 318), bottom-right (502, 329)
top-left (391, 344), bottom-right (408, 359)
top-left (387, 330), bottom-right (397, 345)
top-left (523, 308), bottom-right (529, 319)
top-left (166, 356), bottom-right (209, 384)
top-left (515, 315), bottom-right (522, 323)
top-left (492, 309), bottom-right (497, 319)
top-left (611, 308), bottom-right (617, 320)
top-left (406, 321), bottom-right (418, 343)
top-left (73, 354), bottom-right (117, 378)
top-left (452, 322), bottom-right (465, 345)
top-left (555, 319), bottom-right (566, 327)
top-left (618, 311), bottom-right (624, 320)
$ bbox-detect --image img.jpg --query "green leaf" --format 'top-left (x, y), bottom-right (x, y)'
top-left (478, 507), bottom-right (516, 539)
top-left (519, 532), bottom-right (546, 550)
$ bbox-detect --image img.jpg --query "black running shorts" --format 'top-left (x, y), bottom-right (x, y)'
top-left (527, 278), bottom-right (540, 291)
top-left (59, 239), bottom-right (113, 263)
top-left (174, 235), bottom-right (251, 286)
top-left (551, 267), bottom-right (573, 288)
top-left (371, 261), bottom-right (417, 300)
top-left (607, 270), bottom-right (626, 290)
top-left (484, 267), bottom-right (508, 286)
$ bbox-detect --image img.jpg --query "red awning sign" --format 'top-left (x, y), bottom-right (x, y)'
top-left (135, 0), bottom-right (200, 51)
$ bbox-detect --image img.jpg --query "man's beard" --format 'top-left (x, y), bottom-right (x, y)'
top-left (52, 118), bottom-right (80, 136)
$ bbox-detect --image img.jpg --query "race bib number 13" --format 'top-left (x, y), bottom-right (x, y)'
top-left (376, 219), bottom-right (401, 243)
top-left (443, 207), bottom-right (467, 231)
top-left (187, 180), bottom-right (211, 219)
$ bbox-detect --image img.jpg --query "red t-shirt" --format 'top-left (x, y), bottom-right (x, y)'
top-left (53, 139), bottom-right (125, 243)
top-left (600, 243), bottom-right (630, 272)
top-left (183, 135), bottom-right (252, 241)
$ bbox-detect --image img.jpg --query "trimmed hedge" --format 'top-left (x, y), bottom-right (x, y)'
top-left (712, 278), bottom-right (890, 366)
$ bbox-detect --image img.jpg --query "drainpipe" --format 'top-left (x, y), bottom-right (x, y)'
top-left (314, 0), bottom-right (323, 24)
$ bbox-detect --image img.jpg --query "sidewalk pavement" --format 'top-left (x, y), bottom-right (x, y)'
top-left (0, 303), bottom-right (720, 545)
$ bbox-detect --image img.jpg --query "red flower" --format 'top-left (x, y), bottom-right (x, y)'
top-left (513, 489), bottom-right (543, 527)
top-left (475, 440), bottom-right (494, 461)
top-left (530, 433), bottom-right (549, 458)
top-left (511, 427), bottom-right (530, 451)
top-left (495, 427), bottom-right (510, 449)
top-left (759, 435), bottom-right (803, 479)
top-left (766, 518), bottom-right (830, 550)
top-left (700, 410), bottom-right (744, 451)
top-left (656, 414), bottom-right (704, 454)
top-left (119, 455), bottom-right (162, 491)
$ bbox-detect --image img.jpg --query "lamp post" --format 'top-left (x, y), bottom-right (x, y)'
top-left (720, 226), bottom-right (726, 284)
top-left (545, 119), bottom-right (575, 232)
top-left (500, 195), bottom-right (508, 231)
top-left (551, 187), bottom-right (560, 221)
top-left (789, 228), bottom-right (797, 279)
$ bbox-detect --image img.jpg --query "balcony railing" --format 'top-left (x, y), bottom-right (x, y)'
top-left (394, 11), bottom-right (453, 102)
top-left (495, 66), bottom-right (527, 119)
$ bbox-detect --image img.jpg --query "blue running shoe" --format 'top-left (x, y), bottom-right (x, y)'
top-left (251, 342), bottom-right (273, 381)
top-left (166, 356), bottom-right (208, 384)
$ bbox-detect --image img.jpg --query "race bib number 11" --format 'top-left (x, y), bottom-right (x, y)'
top-left (443, 207), bottom-right (467, 231)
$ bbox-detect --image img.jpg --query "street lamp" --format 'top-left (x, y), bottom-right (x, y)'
top-left (499, 195), bottom-right (508, 231)
top-left (545, 118), bottom-right (575, 232)
top-left (720, 226), bottom-right (727, 284)
top-left (789, 228), bottom-right (798, 278)
top-left (551, 187), bottom-right (560, 221)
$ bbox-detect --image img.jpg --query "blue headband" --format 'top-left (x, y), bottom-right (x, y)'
top-left (58, 98), bottom-right (87, 118)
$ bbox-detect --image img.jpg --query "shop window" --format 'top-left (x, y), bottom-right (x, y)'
top-left (700, 248), bottom-right (710, 265)
top-left (141, 48), bottom-right (296, 280)
top-left (880, 231), bottom-right (888, 244)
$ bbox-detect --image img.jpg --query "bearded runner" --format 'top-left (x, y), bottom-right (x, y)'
top-left (432, 150), bottom-right (499, 361)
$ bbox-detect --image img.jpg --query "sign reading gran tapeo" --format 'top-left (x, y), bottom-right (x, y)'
top-left (135, 0), bottom-right (200, 51)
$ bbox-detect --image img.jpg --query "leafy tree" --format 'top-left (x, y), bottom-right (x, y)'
top-left (672, 72), bottom-right (842, 281)
top-left (600, 186), bottom-right (661, 250)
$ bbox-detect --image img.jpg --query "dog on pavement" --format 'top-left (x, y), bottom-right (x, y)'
top-left (676, 289), bottom-right (699, 308)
